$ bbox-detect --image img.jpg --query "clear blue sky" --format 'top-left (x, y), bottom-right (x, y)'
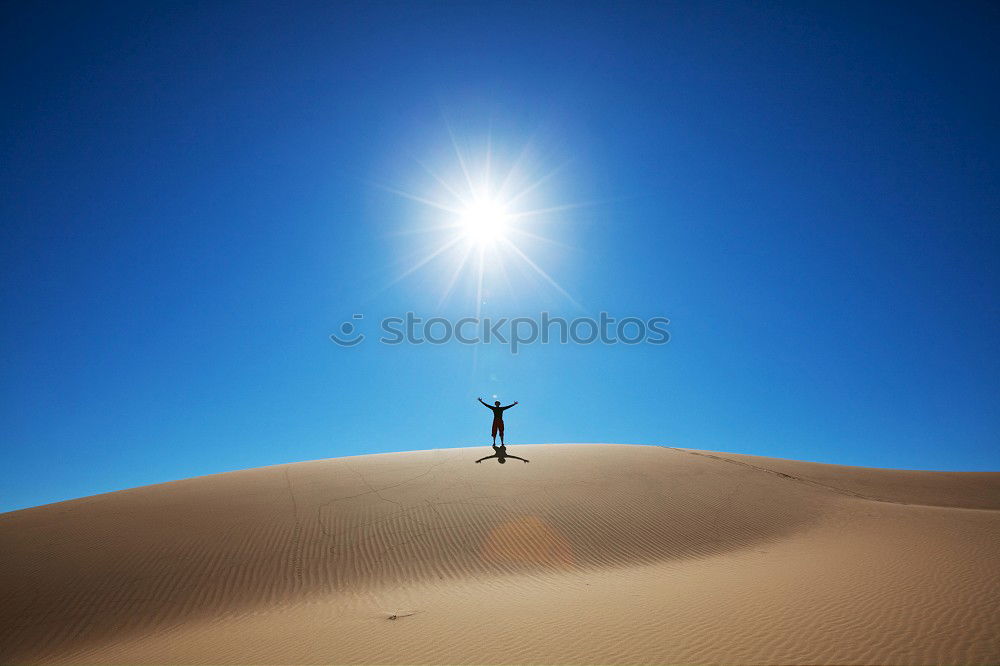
top-left (2, 1), bottom-right (998, 512)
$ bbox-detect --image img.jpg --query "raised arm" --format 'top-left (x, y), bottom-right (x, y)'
top-left (477, 397), bottom-right (491, 409)
top-left (475, 453), bottom-right (499, 463)
top-left (506, 454), bottom-right (530, 463)
top-left (501, 401), bottom-right (519, 410)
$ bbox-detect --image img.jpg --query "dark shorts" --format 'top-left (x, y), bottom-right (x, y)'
top-left (491, 420), bottom-right (504, 437)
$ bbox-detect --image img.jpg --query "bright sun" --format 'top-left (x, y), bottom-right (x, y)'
top-left (459, 197), bottom-right (507, 245)
top-left (385, 135), bottom-right (581, 311)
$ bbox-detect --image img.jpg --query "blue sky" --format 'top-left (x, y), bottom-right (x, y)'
top-left (2, 1), bottom-right (998, 512)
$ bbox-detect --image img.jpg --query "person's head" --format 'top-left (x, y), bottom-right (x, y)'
top-left (494, 400), bottom-right (500, 406)
top-left (498, 457), bottom-right (506, 464)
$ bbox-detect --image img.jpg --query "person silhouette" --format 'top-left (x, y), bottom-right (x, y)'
top-left (475, 444), bottom-right (529, 464)
top-left (477, 397), bottom-right (518, 446)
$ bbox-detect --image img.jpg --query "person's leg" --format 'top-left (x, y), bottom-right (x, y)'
top-left (498, 422), bottom-right (504, 445)
top-left (491, 421), bottom-right (498, 445)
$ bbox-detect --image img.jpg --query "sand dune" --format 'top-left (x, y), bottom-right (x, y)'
top-left (1, 443), bottom-right (998, 664)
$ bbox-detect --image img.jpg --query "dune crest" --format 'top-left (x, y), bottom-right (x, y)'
top-left (1, 443), bottom-right (998, 664)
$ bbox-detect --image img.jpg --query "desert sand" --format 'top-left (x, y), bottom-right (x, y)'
top-left (1, 443), bottom-right (998, 664)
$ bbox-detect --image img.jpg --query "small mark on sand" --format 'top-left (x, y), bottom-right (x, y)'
top-left (384, 610), bottom-right (419, 621)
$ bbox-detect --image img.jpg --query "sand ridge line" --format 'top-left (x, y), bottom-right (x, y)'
top-left (667, 447), bottom-right (910, 505)
top-left (667, 447), bottom-right (1000, 510)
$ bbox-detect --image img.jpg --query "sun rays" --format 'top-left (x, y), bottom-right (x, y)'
top-left (383, 135), bottom-right (579, 312)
